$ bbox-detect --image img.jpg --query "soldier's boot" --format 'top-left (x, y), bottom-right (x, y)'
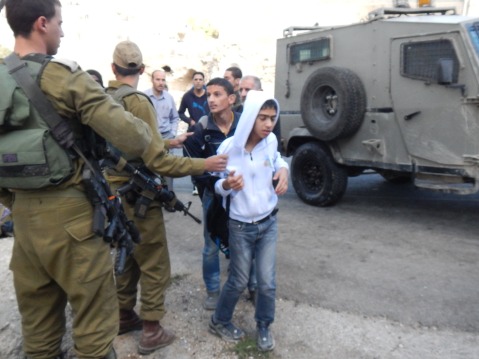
top-left (119, 309), bottom-right (143, 335)
top-left (138, 320), bottom-right (175, 355)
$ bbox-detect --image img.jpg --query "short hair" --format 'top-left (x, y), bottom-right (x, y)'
top-left (151, 69), bottom-right (166, 79)
top-left (86, 69), bottom-right (104, 87)
top-left (6, 0), bottom-right (61, 37)
top-left (225, 66), bottom-right (242, 80)
top-left (241, 75), bottom-right (262, 90)
top-left (113, 63), bottom-right (141, 76)
top-left (206, 77), bottom-right (234, 96)
top-left (261, 99), bottom-right (278, 112)
top-left (192, 71), bottom-right (205, 80)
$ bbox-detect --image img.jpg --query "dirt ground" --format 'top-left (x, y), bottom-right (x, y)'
top-left (1, 189), bottom-right (479, 359)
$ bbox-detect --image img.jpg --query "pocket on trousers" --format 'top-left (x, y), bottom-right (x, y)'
top-left (65, 220), bottom-right (112, 284)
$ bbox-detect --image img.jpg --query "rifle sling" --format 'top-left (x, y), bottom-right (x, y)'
top-left (4, 53), bottom-right (64, 130)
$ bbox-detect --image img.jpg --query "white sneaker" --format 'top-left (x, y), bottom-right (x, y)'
top-left (192, 187), bottom-right (199, 196)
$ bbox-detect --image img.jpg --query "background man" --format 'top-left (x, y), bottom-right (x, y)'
top-left (223, 66), bottom-right (242, 111)
top-left (239, 75), bottom-right (262, 105)
top-left (178, 71), bottom-right (210, 195)
top-left (178, 71), bottom-right (209, 131)
top-left (144, 69), bottom-right (180, 190)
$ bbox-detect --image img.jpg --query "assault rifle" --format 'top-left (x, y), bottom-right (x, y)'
top-left (82, 158), bottom-right (141, 275)
top-left (104, 148), bottom-right (202, 224)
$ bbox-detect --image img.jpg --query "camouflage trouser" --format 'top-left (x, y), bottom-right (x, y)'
top-left (10, 189), bottom-right (118, 359)
top-left (112, 182), bottom-right (171, 321)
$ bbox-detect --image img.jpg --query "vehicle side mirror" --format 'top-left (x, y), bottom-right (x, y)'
top-left (437, 58), bottom-right (454, 85)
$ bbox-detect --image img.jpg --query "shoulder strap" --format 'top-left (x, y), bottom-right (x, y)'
top-left (108, 84), bottom-right (153, 107)
top-left (3, 53), bottom-right (74, 149)
top-left (3, 52), bottom-right (99, 174)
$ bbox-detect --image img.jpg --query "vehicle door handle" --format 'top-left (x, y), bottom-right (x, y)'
top-left (404, 111), bottom-right (421, 121)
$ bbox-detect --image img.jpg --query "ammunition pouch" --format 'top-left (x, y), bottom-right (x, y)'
top-left (0, 128), bottom-right (75, 189)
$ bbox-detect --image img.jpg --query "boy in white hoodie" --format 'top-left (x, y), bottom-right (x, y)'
top-left (209, 91), bottom-right (289, 351)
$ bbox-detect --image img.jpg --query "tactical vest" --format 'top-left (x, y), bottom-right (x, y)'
top-left (0, 54), bottom-right (76, 189)
top-left (104, 84), bottom-right (152, 171)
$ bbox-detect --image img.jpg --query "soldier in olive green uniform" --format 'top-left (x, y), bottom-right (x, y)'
top-left (0, 1), bottom-right (227, 359)
top-left (104, 41), bottom-right (183, 355)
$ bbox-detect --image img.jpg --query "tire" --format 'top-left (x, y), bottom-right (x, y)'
top-left (301, 67), bottom-right (366, 141)
top-left (291, 142), bottom-right (348, 206)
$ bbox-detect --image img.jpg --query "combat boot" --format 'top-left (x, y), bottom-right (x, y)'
top-left (119, 309), bottom-right (143, 335)
top-left (138, 320), bottom-right (175, 355)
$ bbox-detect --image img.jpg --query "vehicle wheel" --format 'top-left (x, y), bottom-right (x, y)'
top-left (301, 67), bottom-right (366, 141)
top-left (291, 142), bottom-right (348, 206)
top-left (378, 170), bottom-right (412, 184)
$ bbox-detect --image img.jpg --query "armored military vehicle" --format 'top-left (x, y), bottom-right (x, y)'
top-left (275, 3), bottom-right (479, 206)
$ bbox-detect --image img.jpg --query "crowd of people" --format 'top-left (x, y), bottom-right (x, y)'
top-left (0, 0), bottom-right (288, 358)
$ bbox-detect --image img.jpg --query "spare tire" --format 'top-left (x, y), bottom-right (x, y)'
top-left (301, 67), bottom-right (366, 141)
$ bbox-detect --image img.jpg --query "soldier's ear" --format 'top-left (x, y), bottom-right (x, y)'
top-left (34, 16), bottom-right (48, 33)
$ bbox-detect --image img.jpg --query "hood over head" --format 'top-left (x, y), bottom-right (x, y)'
top-left (231, 90), bottom-right (280, 149)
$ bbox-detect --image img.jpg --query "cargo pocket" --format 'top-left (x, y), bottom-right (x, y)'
top-left (65, 220), bottom-right (113, 284)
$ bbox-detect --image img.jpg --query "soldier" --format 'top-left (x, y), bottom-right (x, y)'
top-left (105, 40), bottom-right (195, 355)
top-left (0, 1), bottom-right (227, 359)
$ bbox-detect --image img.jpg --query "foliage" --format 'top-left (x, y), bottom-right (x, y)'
top-left (230, 337), bottom-right (272, 359)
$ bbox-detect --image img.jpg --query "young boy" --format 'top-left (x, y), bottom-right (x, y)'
top-left (208, 91), bottom-right (289, 351)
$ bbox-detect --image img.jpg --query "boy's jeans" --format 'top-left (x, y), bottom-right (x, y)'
top-left (214, 216), bottom-right (277, 326)
top-left (202, 188), bottom-right (257, 293)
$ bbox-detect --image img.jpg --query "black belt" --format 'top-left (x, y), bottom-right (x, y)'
top-left (251, 208), bottom-right (278, 224)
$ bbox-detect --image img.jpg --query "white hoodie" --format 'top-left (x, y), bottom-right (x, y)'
top-left (215, 91), bottom-right (289, 223)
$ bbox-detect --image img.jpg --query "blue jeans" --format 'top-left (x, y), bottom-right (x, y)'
top-left (202, 188), bottom-right (221, 292)
top-left (202, 188), bottom-right (257, 293)
top-left (214, 215), bottom-right (277, 327)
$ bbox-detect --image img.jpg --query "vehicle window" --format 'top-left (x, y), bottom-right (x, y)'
top-left (466, 22), bottom-right (479, 56)
top-left (400, 39), bottom-right (458, 83)
top-left (289, 38), bottom-right (330, 64)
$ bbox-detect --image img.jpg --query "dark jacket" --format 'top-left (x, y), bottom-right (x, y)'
top-left (183, 111), bottom-right (241, 190)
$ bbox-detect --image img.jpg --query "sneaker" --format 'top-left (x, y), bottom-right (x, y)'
top-left (192, 186), bottom-right (199, 196)
top-left (203, 291), bottom-right (219, 310)
top-left (257, 325), bottom-right (275, 351)
top-left (209, 317), bottom-right (244, 342)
